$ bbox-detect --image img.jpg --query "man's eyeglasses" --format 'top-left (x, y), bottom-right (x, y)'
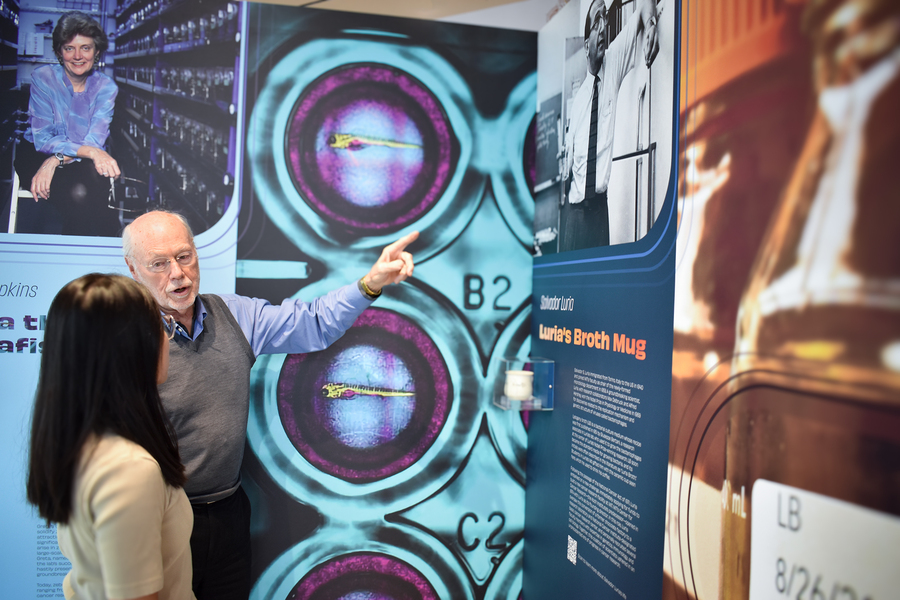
top-left (145, 251), bottom-right (196, 273)
top-left (107, 176), bottom-right (149, 213)
top-left (162, 314), bottom-right (177, 340)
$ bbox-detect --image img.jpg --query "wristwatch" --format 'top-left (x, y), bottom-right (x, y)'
top-left (358, 277), bottom-right (382, 300)
top-left (54, 152), bottom-right (65, 167)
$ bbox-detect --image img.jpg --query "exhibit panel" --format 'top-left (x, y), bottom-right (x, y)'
top-left (526, 0), bottom-right (680, 597)
top-left (529, 0), bottom-right (900, 598)
top-left (237, 6), bottom-right (537, 599)
top-left (667, 0), bottom-right (900, 599)
top-left (0, 1), bottom-right (244, 597)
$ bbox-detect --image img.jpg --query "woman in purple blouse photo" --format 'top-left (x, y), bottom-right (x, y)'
top-left (14, 11), bottom-right (121, 236)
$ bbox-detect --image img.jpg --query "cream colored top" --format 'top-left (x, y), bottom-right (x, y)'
top-left (57, 433), bottom-right (195, 600)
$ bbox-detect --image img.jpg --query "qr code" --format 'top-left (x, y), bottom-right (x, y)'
top-left (567, 535), bottom-right (577, 565)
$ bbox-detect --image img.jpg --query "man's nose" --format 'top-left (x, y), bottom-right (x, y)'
top-left (169, 260), bottom-right (185, 279)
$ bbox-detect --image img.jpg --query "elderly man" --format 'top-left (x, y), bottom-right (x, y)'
top-left (560, 0), bottom-right (659, 251)
top-left (123, 210), bottom-right (417, 600)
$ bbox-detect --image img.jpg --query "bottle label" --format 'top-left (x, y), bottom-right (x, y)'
top-left (750, 479), bottom-right (900, 600)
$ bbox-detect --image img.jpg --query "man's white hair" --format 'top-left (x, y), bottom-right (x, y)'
top-left (122, 211), bottom-right (195, 259)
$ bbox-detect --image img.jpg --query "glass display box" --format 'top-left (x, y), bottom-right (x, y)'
top-left (493, 356), bottom-right (554, 411)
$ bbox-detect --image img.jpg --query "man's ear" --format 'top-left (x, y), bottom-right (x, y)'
top-left (124, 257), bottom-right (138, 278)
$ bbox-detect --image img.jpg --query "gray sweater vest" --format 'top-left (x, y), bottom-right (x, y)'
top-left (160, 294), bottom-right (256, 503)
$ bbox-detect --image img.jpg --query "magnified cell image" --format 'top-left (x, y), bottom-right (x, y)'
top-left (277, 309), bottom-right (452, 482)
top-left (286, 63), bottom-right (457, 233)
top-left (286, 552), bottom-right (438, 600)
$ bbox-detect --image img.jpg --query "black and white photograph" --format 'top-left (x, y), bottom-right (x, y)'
top-left (534, 0), bottom-right (675, 255)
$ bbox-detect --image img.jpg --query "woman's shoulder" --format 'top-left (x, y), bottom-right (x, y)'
top-left (77, 435), bottom-right (164, 500)
top-left (88, 69), bottom-right (116, 87)
top-left (94, 433), bottom-right (155, 458)
top-left (73, 435), bottom-right (171, 526)
top-left (70, 434), bottom-right (163, 507)
top-left (30, 64), bottom-right (63, 85)
top-left (82, 433), bottom-right (159, 477)
top-left (85, 70), bottom-right (118, 97)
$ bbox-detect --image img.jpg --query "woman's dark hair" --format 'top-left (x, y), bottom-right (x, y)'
top-left (26, 274), bottom-right (185, 525)
top-left (52, 11), bottom-right (109, 63)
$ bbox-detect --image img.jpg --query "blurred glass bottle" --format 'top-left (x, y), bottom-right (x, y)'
top-left (723, 0), bottom-right (900, 597)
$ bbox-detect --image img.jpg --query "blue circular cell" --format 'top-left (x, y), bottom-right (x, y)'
top-left (316, 344), bottom-right (415, 449)
top-left (286, 64), bottom-right (456, 233)
top-left (277, 308), bottom-right (451, 483)
top-left (286, 552), bottom-right (438, 600)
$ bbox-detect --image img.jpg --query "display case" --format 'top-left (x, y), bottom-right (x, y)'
top-left (493, 356), bottom-right (555, 411)
top-left (111, 0), bottom-right (240, 233)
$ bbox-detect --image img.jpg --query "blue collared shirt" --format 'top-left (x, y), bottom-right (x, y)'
top-left (25, 64), bottom-right (118, 156)
top-left (168, 282), bottom-right (373, 356)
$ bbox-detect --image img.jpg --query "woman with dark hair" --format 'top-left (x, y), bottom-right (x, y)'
top-left (26, 274), bottom-right (195, 600)
top-left (14, 11), bottom-right (121, 236)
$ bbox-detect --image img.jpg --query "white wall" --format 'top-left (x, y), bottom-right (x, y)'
top-left (438, 0), bottom-right (566, 31)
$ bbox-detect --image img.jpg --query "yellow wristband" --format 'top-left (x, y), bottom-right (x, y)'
top-left (359, 278), bottom-right (382, 299)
